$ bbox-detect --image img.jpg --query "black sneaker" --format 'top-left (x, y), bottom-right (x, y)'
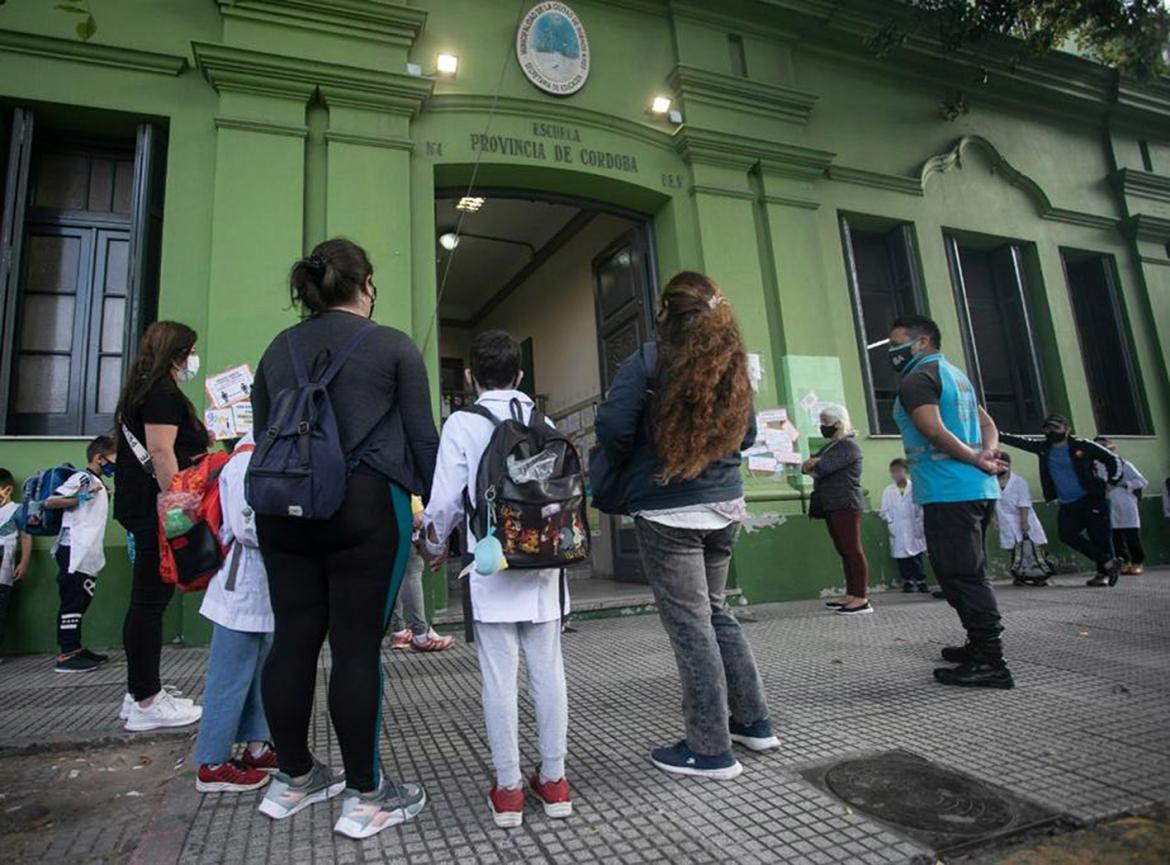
top-left (1086, 575), bottom-right (1109, 587)
top-left (1105, 558), bottom-right (1121, 587)
top-left (80, 648), bottom-right (109, 665)
top-left (729, 718), bottom-right (780, 752)
top-left (650, 741), bottom-right (742, 780)
top-left (933, 662), bottom-right (1014, 689)
top-left (55, 652), bottom-right (101, 674)
top-left (940, 643), bottom-right (975, 664)
top-left (902, 583), bottom-right (915, 593)
top-left (917, 584), bottom-right (930, 594)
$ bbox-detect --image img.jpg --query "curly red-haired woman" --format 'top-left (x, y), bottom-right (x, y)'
top-left (595, 271), bottom-right (778, 781)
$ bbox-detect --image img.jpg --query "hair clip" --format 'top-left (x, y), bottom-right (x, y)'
top-left (707, 295), bottom-right (725, 310)
top-left (305, 254), bottom-right (326, 269)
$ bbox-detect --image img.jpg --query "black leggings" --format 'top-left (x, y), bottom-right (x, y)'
top-left (258, 473), bottom-right (411, 793)
top-left (1112, 528), bottom-right (1145, 566)
top-left (121, 525), bottom-right (175, 701)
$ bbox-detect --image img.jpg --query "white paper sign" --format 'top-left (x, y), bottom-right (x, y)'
top-left (231, 402), bottom-right (254, 436)
top-left (205, 364), bottom-right (254, 409)
top-left (746, 353), bottom-right (763, 393)
top-left (204, 408), bottom-right (236, 441)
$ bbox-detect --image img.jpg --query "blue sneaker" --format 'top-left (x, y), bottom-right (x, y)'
top-left (729, 718), bottom-right (780, 752)
top-left (650, 741), bottom-right (742, 780)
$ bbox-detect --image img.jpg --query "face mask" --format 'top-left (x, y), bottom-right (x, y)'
top-left (0, 489), bottom-right (10, 506)
top-left (820, 425), bottom-right (837, 439)
top-left (101, 461), bottom-right (116, 478)
top-left (365, 282), bottom-right (377, 319)
top-left (891, 473), bottom-right (906, 485)
top-left (888, 340), bottom-right (918, 374)
top-left (1045, 430), bottom-right (1067, 444)
top-left (177, 353), bottom-right (200, 382)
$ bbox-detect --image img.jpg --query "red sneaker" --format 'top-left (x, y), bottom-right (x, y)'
top-left (488, 785), bottom-right (524, 828)
top-left (241, 744), bottom-right (279, 773)
top-left (388, 629), bottom-right (412, 650)
top-left (411, 629), bottom-right (455, 652)
top-left (529, 773), bottom-right (572, 818)
top-left (196, 760), bottom-right (270, 793)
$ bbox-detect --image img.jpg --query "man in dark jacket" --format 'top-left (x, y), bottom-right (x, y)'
top-left (1000, 414), bottom-right (1122, 587)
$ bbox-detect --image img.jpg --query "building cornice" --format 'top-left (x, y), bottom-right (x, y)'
top-left (667, 65), bottom-right (817, 125)
top-left (191, 42), bottom-right (433, 113)
top-left (216, 0), bottom-right (426, 48)
top-left (1113, 168), bottom-right (1170, 205)
top-left (673, 126), bottom-right (834, 177)
top-left (1122, 213), bottom-right (1170, 242)
top-left (424, 93), bottom-right (675, 151)
top-left (0, 28), bottom-right (186, 76)
top-left (826, 165), bottom-right (923, 197)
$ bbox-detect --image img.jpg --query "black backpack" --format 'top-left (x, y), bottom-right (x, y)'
top-left (461, 398), bottom-right (590, 570)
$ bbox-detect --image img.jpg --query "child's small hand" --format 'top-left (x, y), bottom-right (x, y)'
top-left (76, 490), bottom-right (94, 507)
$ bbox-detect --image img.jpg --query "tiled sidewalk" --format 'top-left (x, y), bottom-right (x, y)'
top-left (1, 570), bottom-right (1168, 863)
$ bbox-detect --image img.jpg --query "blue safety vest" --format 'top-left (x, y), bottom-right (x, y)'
top-left (893, 354), bottom-right (999, 505)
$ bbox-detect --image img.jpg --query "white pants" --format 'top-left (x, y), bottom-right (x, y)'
top-left (473, 619), bottom-right (568, 789)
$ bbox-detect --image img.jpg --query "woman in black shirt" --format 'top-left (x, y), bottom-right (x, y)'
top-left (114, 321), bottom-right (208, 732)
top-left (251, 238), bottom-right (438, 838)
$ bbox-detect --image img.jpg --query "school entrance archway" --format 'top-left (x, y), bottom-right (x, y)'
top-left (431, 187), bottom-right (658, 594)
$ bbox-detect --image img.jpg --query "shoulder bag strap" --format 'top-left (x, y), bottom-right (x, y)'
top-left (121, 423), bottom-right (155, 478)
top-left (317, 324), bottom-right (376, 389)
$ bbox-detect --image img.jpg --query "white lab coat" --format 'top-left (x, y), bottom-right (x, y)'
top-left (995, 473), bottom-right (1047, 550)
top-left (199, 439), bottom-right (273, 633)
top-left (1107, 459), bottom-right (1147, 530)
top-left (52, 471), bottom-right (108, 577)
top-left (878, 482), bottom-right (925, 558)
top-left (424, 389), bottom-right (567, 625)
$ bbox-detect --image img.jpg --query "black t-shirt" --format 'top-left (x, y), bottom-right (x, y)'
top-left (114, 379), bottom-right (208, 528)
top-left (897, 362), bottom-right (943, 413)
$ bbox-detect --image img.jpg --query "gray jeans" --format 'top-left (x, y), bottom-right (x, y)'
top-left (389, 551), bottom-right (427, 636)
top-left (634, 518), bottom-right (771, 755)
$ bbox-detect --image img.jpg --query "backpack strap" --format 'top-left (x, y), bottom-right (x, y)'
top-left (285, 323), bottom-right (375, 389)
top-left (458, 404), bottom-right (501, 427)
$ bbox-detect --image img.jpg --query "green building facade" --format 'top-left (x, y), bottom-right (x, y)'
top-left (1, 0), bottom-right (1168, 653)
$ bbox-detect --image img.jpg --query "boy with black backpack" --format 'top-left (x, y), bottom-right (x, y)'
top-left (423, 330), bottom-right (576, 829)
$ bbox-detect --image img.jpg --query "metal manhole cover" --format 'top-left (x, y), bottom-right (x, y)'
top-left (800, 750), bottom-right (1066, 855)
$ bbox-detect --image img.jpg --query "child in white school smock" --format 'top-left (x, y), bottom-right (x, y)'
top-left (423, 330), bottom-right (571, 830)
top-left (879, 458), bottom-right (928, 592)
top-left (1095, 436), bottom-right (1148, 576)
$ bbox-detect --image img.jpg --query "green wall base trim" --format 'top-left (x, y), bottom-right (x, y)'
top-left (744, 489), bottom-right (803, 504)
top-left (0, 28), bottom-right (187, 76)
top-left (323, 130), bottom-right (414, 151)
top-left (218, 0), bottom-right (427, 49)
top-left (192, 41), bottom-right (433, 113)
top-left (668, 64), bottom-right (818, 125)
top-left (214, 116), bottom-right (309, 138)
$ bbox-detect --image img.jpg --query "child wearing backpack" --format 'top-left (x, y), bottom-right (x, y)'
top-left (192, 434), bottom-right (279, 791)
top-left (0, 468), bottom-right (33, 652)
top-left (423, 330), bottom-right (573, 829)
top-left (43, 436), bottom-right (116, 673)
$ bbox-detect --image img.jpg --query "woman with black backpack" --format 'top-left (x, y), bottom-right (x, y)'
top-left (249, 238), bottom-right (438, 839)
top-left (595, 271), bottom-right (778, 781)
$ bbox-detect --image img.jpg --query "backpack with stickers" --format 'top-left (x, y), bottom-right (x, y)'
top-left (461, 398), bottom-right (590, 570)
top-left (14, 464), bottom-right (79, 537)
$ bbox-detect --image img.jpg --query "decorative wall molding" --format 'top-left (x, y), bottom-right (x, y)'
top-left (762, 194), bottom-right (820, 210)
top-left (192, 42), bottom-right (433, 113)
top-left (921, 135), bottom-right (1118, 231)
top-left (324, 130), bottom-right (414, 151)
top-left (425, 94), bottom-right (675, 151)
top-left (1122, 213), bottom-right (1170, 242)
top-left (217, 0), bottom-right (426, 49)
top-left (826, 165), bottom-right (923, 196)
top-left (214, 116), bottom-right (308, 138)
top-left (674, 126), bottom-right (834, 177)
top-left (689, 184), bottom-right (756, 201)
top-left (667, 65), bottom-right (818, 125)
top-left (1113, 168), bottom-right (1170, 205)
top-left (0, 28), bottom-right (186, 76)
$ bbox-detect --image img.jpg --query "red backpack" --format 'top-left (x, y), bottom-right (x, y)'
top-left (157, 443), bottom-right (253, 593)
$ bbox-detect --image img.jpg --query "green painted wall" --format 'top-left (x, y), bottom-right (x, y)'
top-left (0, 0), bottom-right (1168, 653)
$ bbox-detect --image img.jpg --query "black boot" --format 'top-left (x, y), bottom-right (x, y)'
top-left (935, 640), bottom-right (1014, 690)
top-left (940, 642), bottom-right (975, 664)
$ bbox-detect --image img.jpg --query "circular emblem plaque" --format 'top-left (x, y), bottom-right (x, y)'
top-left (515, 2), bottom-right (590, 97)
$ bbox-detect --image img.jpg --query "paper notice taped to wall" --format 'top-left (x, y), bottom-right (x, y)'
top-left (205, 364), bottom-right (254, 409)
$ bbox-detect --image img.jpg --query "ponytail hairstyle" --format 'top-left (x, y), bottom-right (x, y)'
top-left (290, 237), bottom-right (374, 316)
top-left (115, 321), bottom-right (198, 423)
top-left (653, 271), bottom-right (752, 483)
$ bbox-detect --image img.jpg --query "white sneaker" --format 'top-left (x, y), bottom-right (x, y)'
top-left (120, 685), bottom-right (189, 720)
top-left (124, 690), bottom-right (202, 732)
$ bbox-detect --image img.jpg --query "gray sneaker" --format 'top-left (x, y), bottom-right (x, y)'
top-left (333, 777), bottom-right (427, 839)
top-left (258, 758), bottom-right (345, 820)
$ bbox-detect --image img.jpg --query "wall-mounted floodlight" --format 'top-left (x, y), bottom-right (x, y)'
top-left (439, 232), bottom-right (460, 251)
top-left (436, 53), bottom-right (459, 78)
top-left (650, 95), bottom-right (672, 115)
top-left (456, 196), bottom-right (485, 213)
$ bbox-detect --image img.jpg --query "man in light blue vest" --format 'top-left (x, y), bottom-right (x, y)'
top-left (889, 315), bottom-right (1013, 689)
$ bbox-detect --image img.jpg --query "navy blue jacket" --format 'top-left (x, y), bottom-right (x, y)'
top-left (999, 432), bottom-right (1120, 502)
top-left (595, 344), bottom-right (756, 513)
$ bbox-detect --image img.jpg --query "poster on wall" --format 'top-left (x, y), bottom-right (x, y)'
top-left (745, 407), bottom-right (801, 474)
top-left (205, 364), bottom-right (254, 410)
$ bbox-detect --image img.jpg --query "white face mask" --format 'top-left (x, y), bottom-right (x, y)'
top-left (177, 352), bottom-right (200, 382)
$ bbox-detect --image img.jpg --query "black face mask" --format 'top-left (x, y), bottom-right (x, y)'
top-left (1045, 431), bottom-right (1067, 444)
top-left (820, 425), bottom-right (837, 439)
